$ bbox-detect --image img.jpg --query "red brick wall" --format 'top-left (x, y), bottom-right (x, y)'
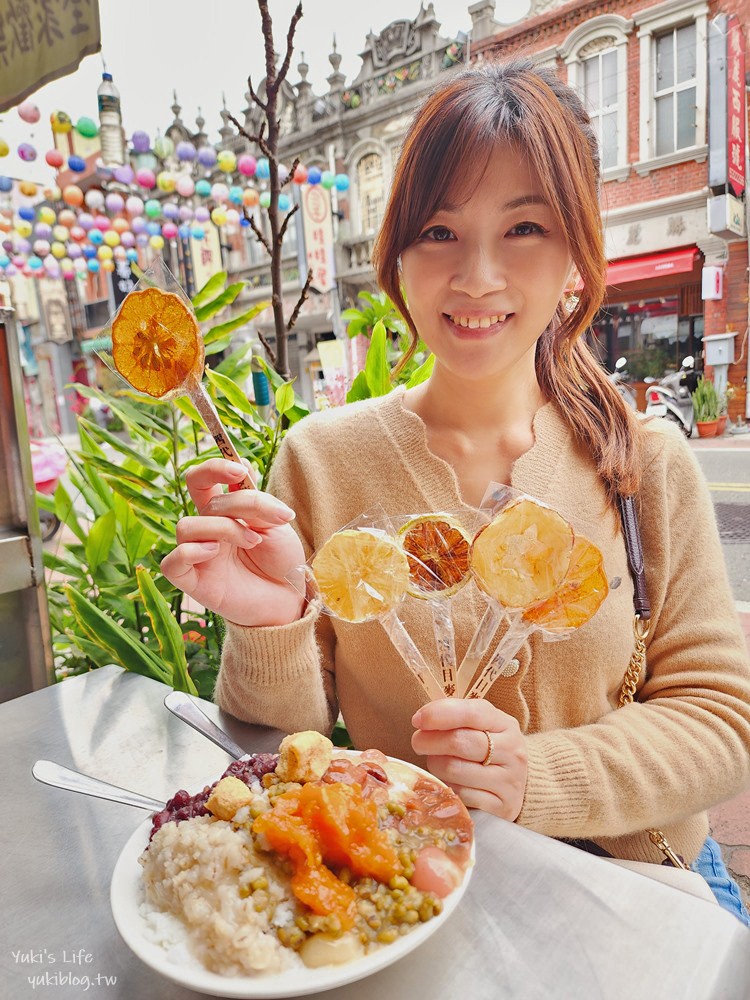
top-left (704, 241), bottom-right (748, 422)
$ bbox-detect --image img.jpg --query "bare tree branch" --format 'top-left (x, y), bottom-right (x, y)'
top-left (281, 156), bottom-right (300, 189)
top-left (277, 202), bottom-right (299, 245)
top-left (246, 74), bottom-right (267, 113)
top-left (227, 113), bottom-right (271, 159)
top-left (272, 2), bottom-right (303, 96)
top-left (258, 0), bottom-right (277, 90)
top-left (244, 209), bottom-right (272, 256)
top-left (286, 268), bottom-right (313, 334)
top-left (257, 329), bottom-right (277, 367)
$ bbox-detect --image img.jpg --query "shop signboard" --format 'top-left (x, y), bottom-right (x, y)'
top-left (727, 16), bottom-right (746, 198)
top-left (300, 184), bottom-right (335, 293)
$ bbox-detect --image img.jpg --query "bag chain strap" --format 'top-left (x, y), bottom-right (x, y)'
top-left (618, 615), bottom-right (690, 871)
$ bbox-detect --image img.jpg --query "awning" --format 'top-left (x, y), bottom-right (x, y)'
top-left (606, 248), bottom-right (699, 286)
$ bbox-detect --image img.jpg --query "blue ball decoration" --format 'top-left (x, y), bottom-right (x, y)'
top-left (0, 176), bottom-right (13, 192)
top-left (229, 186), bottom-right (244, 205)
top-left (190, 225), bottom-right (204, 240)
top-left (126, 248), bottom-right (139, 262)
top-left (278, 193), bottom-right (291, 212)
top-left (307, 166), bottom-right (322, 185)
top-left (88, 229), bottom-right (103, 245)
top-left (195, 178), bottom-right (211, 198)
top-left (28, 255), bottom-right (43, 270)
top-left (255, 157), bottom-right (270, 180)
top-left (334, 173), bottom-right (350, 191)
top-left (87, 258), bottom-right (100, 273)
top-left (178, 224), bottom-right (191, 240)
top-left (146, 221), bottom-right (162, 236)
top-left (82, 245), bottom-right (97, 259)
top-left (67, 155), bottom-right (86, 173)
top-left (18, 206), bottom-right (36, 221)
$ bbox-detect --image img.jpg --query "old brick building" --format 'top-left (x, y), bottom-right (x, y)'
top-left (471, 0), bottom-right (748, 423)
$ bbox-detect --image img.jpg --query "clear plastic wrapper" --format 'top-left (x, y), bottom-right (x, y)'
top-left (95, 257), bottom-right (253, 488)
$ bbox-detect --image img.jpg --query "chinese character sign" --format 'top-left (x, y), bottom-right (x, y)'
top-left (727, 16), bottom-right (746, 198)
top-left (301, 184), bottom-right (335, 293)
top-left (0, 0), bottom-right (101, 112)
top-left (190, 223), bottom-right (223, 294)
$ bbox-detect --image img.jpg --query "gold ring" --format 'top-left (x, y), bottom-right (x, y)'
top-left (481, 730), bottom-right (494, 766)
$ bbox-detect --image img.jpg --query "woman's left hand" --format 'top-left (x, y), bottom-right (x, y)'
top-left (411, 699), bottom-right (528, 821)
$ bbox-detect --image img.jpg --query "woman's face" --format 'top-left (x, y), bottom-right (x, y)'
top-left (400, 144), bottom-right (574, 383)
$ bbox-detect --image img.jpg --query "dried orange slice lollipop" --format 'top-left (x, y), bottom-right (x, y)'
top-left (398, 514), bottom-right (471, 599)
top-left (523, 535), bottom-right (609, 632)
top-left (470, 498), bottom-right (574, 609)
top-left (111, 287), bottom-right (204, 398)
top-left (312, 529), bottom-right (410, 623)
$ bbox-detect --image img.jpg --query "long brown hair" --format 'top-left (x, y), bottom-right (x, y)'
top-left (372, 59), bottom-right (643, 503)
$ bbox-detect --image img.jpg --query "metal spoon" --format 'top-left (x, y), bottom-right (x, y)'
top-left (163, 691), bottom-right (246, 760)
top-left (32, 760), bottom-right (165, 811)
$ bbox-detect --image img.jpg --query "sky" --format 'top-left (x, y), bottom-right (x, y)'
top-left (0, 0), bottom-right (531, 185)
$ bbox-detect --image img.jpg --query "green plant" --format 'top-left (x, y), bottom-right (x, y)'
top-left (345, 320), bottom-right (434, 403)
top-left (692, 376), bottom-right (720, 423)
top-left (623, 347), bottom-right (672, 381)
top-left (39, 274), bottom-right (308, 695)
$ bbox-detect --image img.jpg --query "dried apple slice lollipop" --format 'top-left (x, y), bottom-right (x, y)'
top-left (399, 514), bottom-right (471, 697)
top-left (110, 285), bottom-right (253, 488)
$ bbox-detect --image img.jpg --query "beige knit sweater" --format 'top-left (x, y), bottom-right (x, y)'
top-left (215, 388), bottom-right (750, 863)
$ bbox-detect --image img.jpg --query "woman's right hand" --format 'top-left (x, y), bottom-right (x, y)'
top-left (160, 459), bottom-right (306, 627)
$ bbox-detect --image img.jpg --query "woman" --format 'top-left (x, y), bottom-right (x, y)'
top-left (161, 61), bottom-right (750, 921)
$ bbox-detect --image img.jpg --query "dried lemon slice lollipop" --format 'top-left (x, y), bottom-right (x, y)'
top-left (312, 529), bottom-right (410, 623)
top-left (470, 498), bottom-right (574, 609)
top-left (523, 535), bottom-right (609, 632)
top-left (399, 514), bottom-right (471, 599)
top-left (109, 282), bottom-right (253, 489)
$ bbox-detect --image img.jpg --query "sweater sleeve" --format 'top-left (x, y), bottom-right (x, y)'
top-left (517, 427), bottom-right (750, 839)
top-left (213, 430), bottom-right (339, 736)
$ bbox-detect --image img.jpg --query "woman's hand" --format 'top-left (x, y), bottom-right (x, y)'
top-left (411, 699), bottom-right (528, 821)
top-left (160, 459), bottom-right (306, 627)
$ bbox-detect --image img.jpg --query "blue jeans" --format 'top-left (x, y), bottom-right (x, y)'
top-left (692, 836), bottom-right (750, 927)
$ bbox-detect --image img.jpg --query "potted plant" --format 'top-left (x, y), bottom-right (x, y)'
top-left (692, 376), bottom-right (720, 437)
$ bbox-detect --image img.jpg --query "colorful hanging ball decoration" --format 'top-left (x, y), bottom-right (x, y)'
top-left (173, 177), bottom-right (193, 201)
top-left (44, 185), bottom-right (62, 202)
top-left (82, 244), bottom-right (97, 259)
top-left (97, 245), bottom-right (113, 261)
top-left (153, 136), bottom-right (174, 160)
top-left (197, 146), bottom-right (217, 168)
top-left (88, 228), bottom-right (103, 246)
top-left (52, 225), bottom-right (69, 243)
top-left (103, 259), bottom-right (116, 272)
top-left (77, 212), bottom-right (95, 231)
top-left (57, 209), bottom-right (76, 228)
top-left (124, 196), bottom-right (144, 218)
top-left (15, 220), bottom-right (33, 238)
top-left (146, 220), bottom-right (161, 236)
top-left (157, 171), bottom-right (176, 193)
top-left (194, 206), bottom-right (210, 223)
top-left (67, 242), bottom-right (83, 258)
top-left (0, 218), bottom-right (11, 234)
top-left (76, 116), bottom-right (98, 139)
top-left (50, 110), bottom-right (72, 134)
top-left (34, 223), bottom-right (52, 240)
top-left (120, 231), bottom-right (136, 248)
top-left (195, 178), bottom-right (211, 198)
top-left (178, 223), bottom-right (190, 240)
top-left (103, 230), bottom-right (120, 247)
top-left (104, 192), bottom-right (125, 214)
top-left (131, 130), bottom-right (150, 153)
top-left (144, 199), bottom-right (161, 219)
top-left (228, 185), bottom-right (244, 205)
top-left (0, 253), bottom-right (11, 268)
top-left (278, 163), bottom-right (290, 183)
top-left (61, 258), bottom-right (75, 279)
top-left (255, 158), bottom-right (270, 180)
top-left (112, 217), bottom-right (130, 235)
top-left (210, 207), bottom-right (227, 226)
top-left (162, 222), bottom-right (178, 239)
top-left (38, 207), bottom-right (56, 226)
top-left (69, 226), bottom-right (86, 243)
top-left (18, 206), bottom-right (36, 222)
top-left (126, 248), bottom-right (139, 262)
top-left (162, 202), bottom-right (179, 221)
top-left (178, 205), bottom-right (194, 222)
top-left (210, 182), bottom-right (229, 203)
top-left (18, 101), bottom-right (40, 124)
top-left (149, 234), bottom-right (164, 250)
top-left (320, 171), bottom-right (335, 190)
top-left (74, 257), bottom-right (87, 271)
top-left (0, 176), bottom-right (12, 192)
top-left (68, 155), bottom-right (86, 173)
top-left (44, 149), bottom-right (64, 170)
top-left (259, 191), bottom-right (271, 208)
top-left (307, 166), bottom-right (322, 185)
top-left (33, 240), bottom-right (51, 258)
top-left (136, 168), bottom-right (156, 189)
top-left (293, 164), bottom-right (308, 184)
top-left (93, 213), bottom-right (110, 232)
top-left (0, 139), bottom-right (10, 158)
top-left (225, 208), bottom-right (240, 226)
top-left (84, 189), bottom-right (104, 211)
top-left (51, 241), bottom-right (67, 260)
top-left (19, 180), bottom-right (38, 197)
top-left (28, 255), bottom-right (43, 271)
top-left (243, 187), bottom-right (259, 207)
top-left (334, 173), bottom-right (350, 191)
top-left (217, 150), bottom-right (236, 174)
top-left (176, 141), bottom-right (196, 162)
top-left (277, 193), bottom-right (291, 212)
top-left (238, 154), bottom-right (257, 177)
top-left (191, 225), bottom-right (204, 240)
top-left (112, 164), bottom-right (133, 185)
top-left (113, 245), bottom-right (126, 260)
top-left (62, 185), bottom-right (84, 207)
top-left (87, 258), bottom-right (100, 273)
top-left (130, 216), bottom-right (147, 234)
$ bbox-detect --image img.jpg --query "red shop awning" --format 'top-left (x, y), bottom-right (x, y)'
top-left (606, 248), bottom-right (699, 286)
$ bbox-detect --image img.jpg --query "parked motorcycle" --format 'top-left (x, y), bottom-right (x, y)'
top-left (643, 356), bottom-right (698, 437)
top-left (608, 357), bottom-right (637, 410)
top-left (30, 441), bottom-right (67, 542)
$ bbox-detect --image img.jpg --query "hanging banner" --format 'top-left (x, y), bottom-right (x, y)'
top-left (111, 258), bottom-right (137, 310)
top-left (727, 15), bottom-right (746, 198)
top-left (190, 222), bottom-right (223, 294)
top-left (301, 184), bottom-right (335, 293)
top-left (0, 0), bottom-right (101, 112)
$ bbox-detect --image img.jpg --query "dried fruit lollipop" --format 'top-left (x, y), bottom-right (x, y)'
top-left (523, 535), bottom-right (609, 632)
top-left (111, 287), bottom-right (203, 399)
top-left (312, 529), bottom-right (410, 623)
top-left (470, 498), bottom-right (574, 609)
top-left (399, 514), bottom-right (471, 598)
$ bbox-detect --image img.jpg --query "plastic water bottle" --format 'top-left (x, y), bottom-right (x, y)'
top-left (97, 72), bottom-right (125, 165)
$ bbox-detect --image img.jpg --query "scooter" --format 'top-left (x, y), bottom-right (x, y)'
top-left (644, 356), bottom-right (697, 437)
top-left (608, 357), bottom-right (637, 409)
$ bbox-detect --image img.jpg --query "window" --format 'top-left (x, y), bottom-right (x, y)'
top-left (654, 24), bottom-right (697, 155)
top-left (357, 153), bottom-right (384, 233)
top-left (582, 48), bottom-right (619, 170)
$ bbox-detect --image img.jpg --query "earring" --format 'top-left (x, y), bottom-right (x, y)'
top-left (564, 290), bottom-right (579, 314)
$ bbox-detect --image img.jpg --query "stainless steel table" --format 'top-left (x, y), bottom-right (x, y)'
top-left (2, 665), bottom-right (749, 1000)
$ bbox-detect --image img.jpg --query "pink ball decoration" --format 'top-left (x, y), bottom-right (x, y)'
top-left (105, 192), bottom-right (125, 214)
top-left (69, 226), bottom-right (86, 243)
top-left (178, 205), bottom-right (194, 222)
top-left (136, 168), bottom-right (156, 189)
top-left (162, 222), bottom-right (178, 239)
top-left (176, 175), bottom-right (195, 198)
top-left (120, 231), bottom-right (136, 248)
top-left (93, 214), bottom-right (110, 231)
top-left (210, 182), bottom-right (229, 203)
top-left (45, 149), bottom-right (65, 169)
top-left (238, 154), bottom-right (257, 177)
top-left (125, 195), bottom-right (144, 216)
top-left (18, 101), bottom-right (40, 124)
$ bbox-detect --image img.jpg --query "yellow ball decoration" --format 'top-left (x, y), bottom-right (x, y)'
top-left (38, 206), bottom-right (56, 226)
top-left (156, 171), bottom-right (176, 193)
top-left (15, 220), bottom-right (33, 238)
top-left (97, 245), bottom-right (113, 261)
top-left (149, 234), bottom-right (164, 250)
top-left (101, 259), bottom-right (115, 272)
top-left (0, 139), bottom-right (9, 157)
top-left (210, 207), bottom-right (227, 226)
top-left (50, 111), bottom-right (72, 134)
top-left (19, 180), bottom-right (38, 197)
top-left (217, 150), bottom-right (237, 173)
top-left (103, 229), bottom-right (120, 247)
top-left (52, 225), bottom-right (69, 242)
top-left (51, 241), bottom-right (67, 259)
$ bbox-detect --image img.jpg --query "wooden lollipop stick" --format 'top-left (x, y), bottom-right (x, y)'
top-left (464, 615), bottom-right (532, 700)
top-left (430, 600), bottom-right (458, 697)
top-left (185, 376), bottom-right (255, 490)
